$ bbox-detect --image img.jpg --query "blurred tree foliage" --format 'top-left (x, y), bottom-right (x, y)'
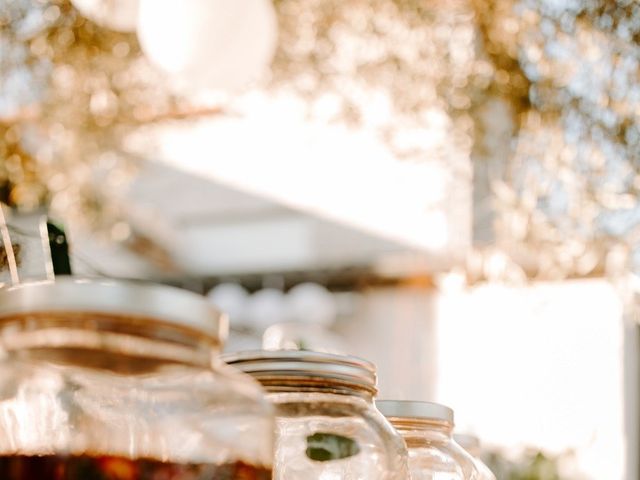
top-left (1, 0), bottom-right (639, 278)
top-left (272, 0), bottom-right (640, 279)
top-left (486, 449), bottom-right (580, 480)
top-left (0, 0), bottom-right (214, 231)
top-left (470, 0), bottom-right (640, 280)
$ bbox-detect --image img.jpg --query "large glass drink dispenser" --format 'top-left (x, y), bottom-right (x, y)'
top-left (0, 278), bottom-right (274, 479)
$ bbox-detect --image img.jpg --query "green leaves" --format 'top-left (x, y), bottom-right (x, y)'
top-left (306, 432), bottom-right (361, 462)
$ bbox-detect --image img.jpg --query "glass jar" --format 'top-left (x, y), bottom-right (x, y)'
top-left (0, 278), bottom-right (274, 479)
top-left (377, 401), bottom-right (480, 480)
top-left (223, 350), bottom-right (409, 480)
top-left (453, 434), bottom-right (496, 480)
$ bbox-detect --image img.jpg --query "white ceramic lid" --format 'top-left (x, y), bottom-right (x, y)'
top-left (376, 400), bottom-right (454, 424)
top-left (0, 277), bottom-right (227, 341)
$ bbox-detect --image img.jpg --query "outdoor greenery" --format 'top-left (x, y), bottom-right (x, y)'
top-left (486, 449), bottom-right (580, 480)
top-left (1, 0), bottom-right (639, 279)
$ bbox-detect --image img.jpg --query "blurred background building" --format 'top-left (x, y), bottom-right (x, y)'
top-left (1, 0), bottom-right (640, 478)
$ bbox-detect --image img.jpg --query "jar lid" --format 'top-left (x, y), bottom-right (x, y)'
top-left (376, 400), bottom-right (454, 424)
top-left (222, 349), bottom-right (377, 394)
top-left (0, 278), bottom-right (227, 342)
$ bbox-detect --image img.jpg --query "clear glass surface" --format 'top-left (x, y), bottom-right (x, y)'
top-left (0, 299), bottom-right (274, 478)
top-left (391, 419), bottom-right (480, 480)
top-left (269, 391), bottom-right (409, 480)
top-left (454, 434), bottom-right (496, 480)
top-left (472, 460), bottom-right (496, 480)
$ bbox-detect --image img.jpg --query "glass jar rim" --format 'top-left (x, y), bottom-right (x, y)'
top-left (453, 433), bottom-right (481, 450)
top-left (376, 400), bottom-right (454, 425)
top-left (0, 277), bottom-right (227, 343)
top-left (222, 349), bottom-right (377, 394)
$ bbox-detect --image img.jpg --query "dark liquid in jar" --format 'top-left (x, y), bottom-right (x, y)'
top-left (0, 454), bottom-right (272, 479)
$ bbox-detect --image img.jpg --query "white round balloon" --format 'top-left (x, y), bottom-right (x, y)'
top-left (71, 0), bottom-right (139, 32)
top-left (263, 322), bottom-right (348, 355)
top-left (137, 0), bottom-right (278, 91)
top-left (285, 283), bottom-right (337, 327)
top-left (207, 283), bottom-right (249, 328)
top-left (246, 288), bottom-right (286, 331)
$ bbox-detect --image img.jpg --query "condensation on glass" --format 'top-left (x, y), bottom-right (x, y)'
top-left (454, 434), bottom-right (496, 480)
top-left (224, 350), bottom-right (409, 480)
top-left (377, 400), bottom-right (480, 480)
top-left (0, 278), bottom-right (274, 479)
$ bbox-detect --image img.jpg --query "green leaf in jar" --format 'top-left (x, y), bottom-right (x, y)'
top-left (305, 432), bottom-right (361, 462)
